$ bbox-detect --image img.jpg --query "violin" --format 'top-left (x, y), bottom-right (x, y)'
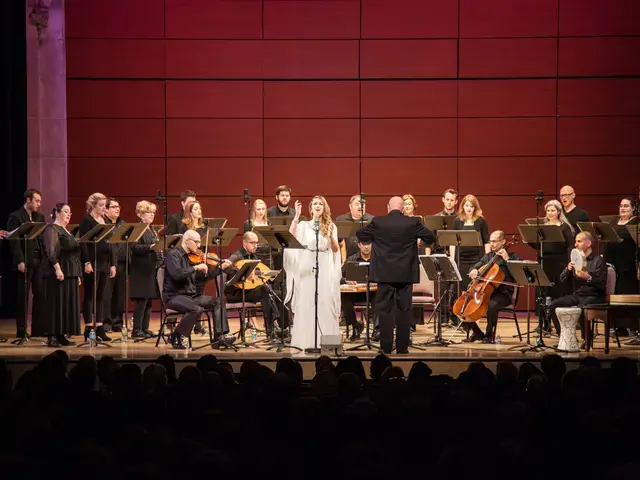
top-left (188, 249), bottom-right (223, 268)
top-left (452, 236), bottom-right (519, 322)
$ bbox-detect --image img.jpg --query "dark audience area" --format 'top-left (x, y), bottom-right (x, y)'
top-left (1, 353), bottom-right (640, 480)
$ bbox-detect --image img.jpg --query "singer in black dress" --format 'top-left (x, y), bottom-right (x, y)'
top-left (604, 198), bottom-right (639, 295)
top-left (41, 204), bottom-right (81, 347)
top-left (79, 193), bottom-right (114, 342)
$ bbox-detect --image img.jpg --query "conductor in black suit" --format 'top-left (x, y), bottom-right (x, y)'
top-left (357, 196), bottom-right (435, 354)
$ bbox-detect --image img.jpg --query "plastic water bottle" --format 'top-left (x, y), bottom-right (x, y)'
top-left (121, 326), bottom-right (128, 342)
top-left (496, 335), bottom-right (502, 344)
top-left (89, 329), bottom-right (96, 347)
top-left (251, 327), bottom-right (257, 342)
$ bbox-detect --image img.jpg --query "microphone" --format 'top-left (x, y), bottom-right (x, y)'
top-left (244, 188), bottom-right (249, 204)
top-left (360, 192), bottom-right (366, 204)
top-left (156, 190), bottom-right (163, 203)
top-left (314, 216), bottom-right (319, 231)
top-left (535, 190), bottom-right (544, 202)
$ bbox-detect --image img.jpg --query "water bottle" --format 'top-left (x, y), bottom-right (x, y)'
top-left (496, 335), bottom-right (502, 344)
top-left (251, 327), bottom-right (257, 342)
top-left (89, 329), bottom-right (96, 347)
top-left (121, 326), bottom-right (128, 342)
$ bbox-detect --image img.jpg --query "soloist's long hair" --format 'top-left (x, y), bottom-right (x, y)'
top-left (308, 196), bottom-right (333, 237)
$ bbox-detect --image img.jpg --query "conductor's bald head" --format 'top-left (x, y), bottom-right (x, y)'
top-left (388, 196), bottom-right (404, 212)
top-left (182, 229), bottom-right (201, 253)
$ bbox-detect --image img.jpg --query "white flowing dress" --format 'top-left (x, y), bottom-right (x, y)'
top-left (284, 220), bottom-right (342, 350)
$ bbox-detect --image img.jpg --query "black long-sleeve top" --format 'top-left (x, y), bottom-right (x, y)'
top-left (560, 251), bottom-right (607, 298)
top-left (79, 215), bottom-right (113, 273)
top-left (163, 247), bottom-right (220, 301)
top-left (6, 206), bottom-right (45, 267)
top-left (472, 250), bottom-right (521, 297)
top-left (42, 224), bottom-right (82, 278)
top-left (452, 217), bottom-right (490, 261)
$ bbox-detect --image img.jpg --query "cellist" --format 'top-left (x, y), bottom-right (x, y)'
top-left (464, 230), bottom-right (520, 343)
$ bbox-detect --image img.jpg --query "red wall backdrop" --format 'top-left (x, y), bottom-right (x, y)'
top-left (65, 0), bottom-right (640, 264)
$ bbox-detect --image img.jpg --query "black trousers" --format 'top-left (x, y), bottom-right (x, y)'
top-left (468, 291), bottom-right (512, 338)
top-left (341, 291), bottom-right (377, 330)
top-left (15, 259), bottom-right (44, 336)
top-left (377, 282), bottom-right (412, 353)
top-left (133, 298), bottom-right (152, 331)
top-left (165, 294), bottom-right (229, 336)
top-left (82, 271), bottom-right (110, 325)
top-left (226, 285), bottom-right (280, 332)
top-left (105, 262), bottom-right (126, 327)
top-left (549, 294), bottom-right (602, 335)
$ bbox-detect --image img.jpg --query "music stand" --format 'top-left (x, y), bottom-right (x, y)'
top-left (255, 227), bottom-right (304, 353)
top-left (437, 230), bottom-right (482, 297)
top-left (507, 261), bottom-right (559, 353)
top-left (599, 215), bottom-right (618, 224)
top-left (76, 223), bottom-right (115, 348)
top-left (578, 222), bottom-right (621, 256)
top-left (108, 223), bottom-right (149, 344)
top-left (525, 217), bottom-right (547, 225)
top-left (423, 215), bottom-right (456, 233)
top-left (415, 254), bottom-right (461, 347)
top-left (6, 222), bottom-right (46, 345)
top-left (67, 224), bottom-right (81, 238)
top-left (151, 224), bottom-right (164, 235)
top-left (192, 228), bottom-right (239, 351)
top-left (344, 261), bottom-right (378, 352)
top-left (204, 218), bottom-right (227, 229)
top-left (225, 260), bottom-right (261, 349)
top-left (505, 260), bottom-right (542, 350)
top-left (265, 216), bottom-right (294, 227)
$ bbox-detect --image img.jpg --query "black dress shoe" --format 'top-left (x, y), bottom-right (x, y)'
top-left (131, 330), bottom-right (149, 338)
top-left (57, 335), bottom-right (76, 347)
top-left (168, 333), bottom-right (186, 349)
top-left (96, 326), bottom-right (111, 342)
top-left (463, 333), bottom-right (485, 343)
top-left (396, 349), bottom-right (409, 354)
top-left (47, 336), bottom-right (61, 348)
top-left (142, 329), bottom-right (158, 338)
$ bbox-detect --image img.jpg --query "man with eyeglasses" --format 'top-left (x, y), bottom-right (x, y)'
top-left (559, 185), bottom-right (589, 232)
top-left (224, 231), bottom-right (282, 341)
top-left (163, 229), bottom-right (235, 349)
top-left (464, 230), bottom-right (520, 344)
top-left (103, 198), bottom-right (125, 332)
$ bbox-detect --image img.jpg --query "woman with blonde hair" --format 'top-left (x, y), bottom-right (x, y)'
top-left (130, 200), bottom-right (161, 338)
top-left (78, 192), bottom-right (114, 342)
top-left (285, 196), bottom-right (341, 350)
top-left (450, 194), bottom-right (490, 342)
top-left (402, 194), bottom-right (419, 217)
top-left (243, 198), bottom-right (272, 267)
top-left (181, 200), bottom-right (205, 233)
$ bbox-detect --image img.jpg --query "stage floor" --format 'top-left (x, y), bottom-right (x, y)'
top-left (1, 313), bottom-right (639, 379)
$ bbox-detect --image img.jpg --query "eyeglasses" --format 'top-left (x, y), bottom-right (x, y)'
top-left (560, 193), bottom-right (574, 198)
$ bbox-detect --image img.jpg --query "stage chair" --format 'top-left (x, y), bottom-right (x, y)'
top-left (586, 264), bottom-right (621, 350)
top-left (495, 287), bottom-right (522, 342)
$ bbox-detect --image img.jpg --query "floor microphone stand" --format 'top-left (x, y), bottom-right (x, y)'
top-left (305, 224), bottom-right (322, 354)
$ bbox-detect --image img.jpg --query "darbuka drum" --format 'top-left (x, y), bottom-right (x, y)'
top-left (570, 248), bottom-right (586, 272)
top-left (556, 307), bottom-right (581, 353)
top-left (340, 283), bottom-right (378, 293)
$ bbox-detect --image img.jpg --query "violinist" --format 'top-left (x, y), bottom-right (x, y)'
top-left (464, 230), bottom-right (520, 343)
top-left (224, 231), bottom-right (282, 340)
top-left (164, 230), bottom-right (235, 349)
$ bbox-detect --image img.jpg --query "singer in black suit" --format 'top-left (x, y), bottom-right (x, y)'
top-left (357, 196), bottom-right (435, 354)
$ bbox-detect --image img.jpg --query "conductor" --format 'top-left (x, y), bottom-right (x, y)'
top-left (357, 196), bottom-right (435, 354)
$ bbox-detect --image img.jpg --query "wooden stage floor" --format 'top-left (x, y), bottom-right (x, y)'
top-left (1, 313), bottom-right (639, 379)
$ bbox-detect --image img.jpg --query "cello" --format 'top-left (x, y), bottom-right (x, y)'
top-left (452, 236), bottom-right (519, 322)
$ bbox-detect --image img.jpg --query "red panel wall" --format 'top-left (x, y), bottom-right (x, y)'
top-left (66, 0), bottom-right (640, 271)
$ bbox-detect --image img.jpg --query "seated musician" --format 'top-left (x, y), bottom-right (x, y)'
top-left (224, 232), bottom-right (282, 339)
top-left (341, 240), bottom-right (377, 341)
top-left (465, 230), bottom-right (520, 343)
top-left (549, 231), bottom-right (607, 335)
top-left (336, 194), bottom-right (374, 262)
top-left (163, 230), bottom-right (235, 349)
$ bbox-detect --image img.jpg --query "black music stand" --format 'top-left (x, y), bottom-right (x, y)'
top-left (437, 230), bottom-right (482, 297)
top-left (415, 254), bottom-right (461, 347)
top-left (578, 222), bottom-right (621, 256)
top-left (151, 224), bottom-right (164, 235)
top-left (506, 260), bottom-right (542, 350)
top-left (76, 223), bottom-right (115, 348)
top-left (204, 218), bottom-right (227, 229)
top-left (525, 217), bottom-right (547, 225)
top-left (254, 226), bottom-right (304, 353)
top-left (267, 217), bottom-right (295, 227)
top-left (599, 215), bottom-right (619, 224)
top-left (225, 259), bottom-right (261, 349)
top-left (67, 224), bottom-right (81, 238)
top-left (6, 222), bottom-right (46, 345)
top-left (344, 261), bottom-right (378, 351)
top-left (507, 261), bottom-right (559, 353)
top-left (423, 215), bottom-right (456, 233)
top-left (108, 223), bottom-right (149, 344)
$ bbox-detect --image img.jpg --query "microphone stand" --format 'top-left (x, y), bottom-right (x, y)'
top-left (244, 188), bottom-right (251, 232)
top-left (305, 219), bottom-right (322, 354)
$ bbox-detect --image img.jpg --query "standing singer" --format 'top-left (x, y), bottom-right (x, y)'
top-left (357, 196), bottom-right (435, 354)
